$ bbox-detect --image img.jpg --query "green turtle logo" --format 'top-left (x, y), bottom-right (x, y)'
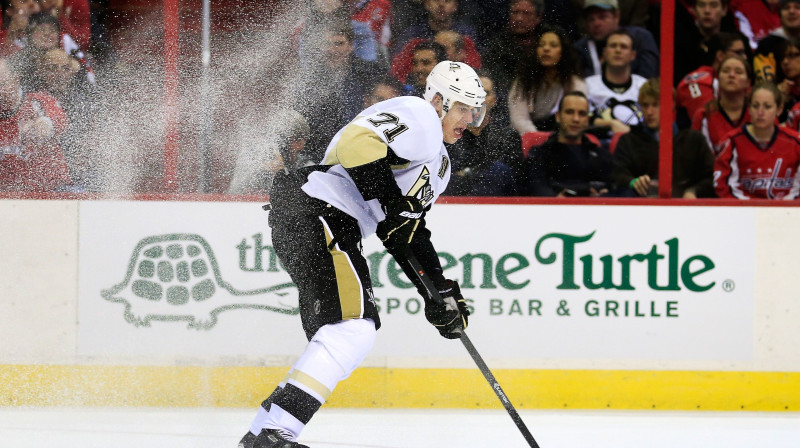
top-left (101, 234), bottom-right (299, 330)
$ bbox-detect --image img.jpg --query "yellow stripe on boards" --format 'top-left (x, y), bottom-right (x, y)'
top-left (1, 365), bottom-right (798, 411)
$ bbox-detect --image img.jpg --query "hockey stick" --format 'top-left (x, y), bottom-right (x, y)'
top-left (402, 254), bottom-right (540, 448)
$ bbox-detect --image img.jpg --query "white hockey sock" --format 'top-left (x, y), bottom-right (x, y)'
top-left (250, 318), bottom-right (377, 441)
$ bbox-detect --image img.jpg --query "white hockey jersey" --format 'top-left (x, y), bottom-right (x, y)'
top-left (585, 74), bottom-right (647, 126)
top-left (302, 96), bottom-right (451, 238)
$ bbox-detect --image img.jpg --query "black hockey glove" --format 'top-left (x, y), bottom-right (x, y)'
top-left (425, 279), bottom-right (469, 339)
top-left (376, 197), bottom-right (425, 253)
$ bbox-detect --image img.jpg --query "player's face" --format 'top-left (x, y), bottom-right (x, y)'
top-left (749, 88), bottom-right (780, 131)
top-left (442, 101), bottom-right (479, 143)
top-left (509, 0), bottom-right (540, 35)
top-left (781, 1), bottom-right (800, 31)
top-left (603, 34), bottom-right (635, 68)
top-left (556, 95), bottom-right (590, 141)
top-left (694, 0), bottom-right (727, 33)
top-left (586, 9), bottom-right (619, 41)
top-left (782, 45), bottom-right (800, 79)
top-left (718, 58), bottom-right (750, 94)
top-left (537, 32), bottom-right (562, 68)
top-left (639, 96), bottom-right (660, 129)
top-left (411, 49), bottom-right (438, 87)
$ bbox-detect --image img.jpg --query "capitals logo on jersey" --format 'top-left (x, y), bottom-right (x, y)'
top-left (740, 159), bottom-right (797, 199)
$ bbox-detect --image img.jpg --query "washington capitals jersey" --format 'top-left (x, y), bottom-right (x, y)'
top-left (302, 96), bottom-right (450, 237)
top-left (692, 104), bottom-right (750, 156)
top-left (714, 125), bottom-right (800, 199)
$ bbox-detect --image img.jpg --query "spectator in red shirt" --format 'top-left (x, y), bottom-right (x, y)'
top-left (692, 55), bottom-right (754, 155)
top-left (399, 40), bottom-right (447, 97)
top-left (715, 81), bottom-right (800, 199)
top-left (390, 31), bottom-right (481, 87)
top-left (391, 0), bottom-right (476, 57)
top-left (676, 31), bottom-right (751, 126)
top-left (0, 58), bottom-right (71, 191)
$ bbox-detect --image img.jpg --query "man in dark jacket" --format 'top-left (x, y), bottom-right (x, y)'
top-left (526, 91), bottom-right (614, 196)
top-left (612, 78), bottom-right (715, 198)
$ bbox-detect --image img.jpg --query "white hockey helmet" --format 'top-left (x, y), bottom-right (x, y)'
top-left (424, 60), bottom-right (487, 127)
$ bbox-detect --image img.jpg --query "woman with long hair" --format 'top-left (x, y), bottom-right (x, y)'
top-left (692, 55), bottom-right (753, 156)
top-left (508, 23), bottom-right (585, 135)
top-left (715, 82), bottom-right (800, 199)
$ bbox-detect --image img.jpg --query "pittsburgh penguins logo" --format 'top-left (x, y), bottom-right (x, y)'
top-left (407, 166), bottom-right (434, 205)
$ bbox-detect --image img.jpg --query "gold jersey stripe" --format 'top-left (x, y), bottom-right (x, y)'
top-left (328, 124), bottom-right (388, 168)
top-left (319, 217), bottom-right (363, 321)
top-left (289, 369), bottom-right (333, 401)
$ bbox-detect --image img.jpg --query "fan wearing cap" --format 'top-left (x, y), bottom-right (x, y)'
top-left (573, 0), bottom-right (660, 79)
top-left (237, 61), bottom-right (485, 448)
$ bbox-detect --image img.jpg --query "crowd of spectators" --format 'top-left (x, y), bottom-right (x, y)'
top-left (4, 0), bottom-right (800, 200)
top-left (0, 0), bottom-right (102, 192)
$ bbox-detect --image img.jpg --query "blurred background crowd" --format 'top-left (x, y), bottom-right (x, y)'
top-left (1, 0), bottom-right (799, 200)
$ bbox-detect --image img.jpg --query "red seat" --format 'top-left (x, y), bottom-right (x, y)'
top-left (521, 131), bottom-right (552, 158)
top-left (609, 131), bottom-right (627, 154)
top-left (522, 131), bottom-right (608, 158)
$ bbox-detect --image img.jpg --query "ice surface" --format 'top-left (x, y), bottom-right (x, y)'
top-left (0, 407), bottom-right (798, 447)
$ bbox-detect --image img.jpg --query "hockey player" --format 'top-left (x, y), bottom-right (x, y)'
top-left (238, 60), bottom-right (485, 448)
top-left (715, 82), bottom-right (800, 199)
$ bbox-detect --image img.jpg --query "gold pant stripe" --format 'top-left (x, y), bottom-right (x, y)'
top-left (319, 217), bottom-right (363, 320)
top-left (289, 369), bottom-right (333, 401)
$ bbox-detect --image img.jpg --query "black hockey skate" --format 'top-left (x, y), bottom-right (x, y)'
top-left (238, 429), bottom-right (310, 448)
